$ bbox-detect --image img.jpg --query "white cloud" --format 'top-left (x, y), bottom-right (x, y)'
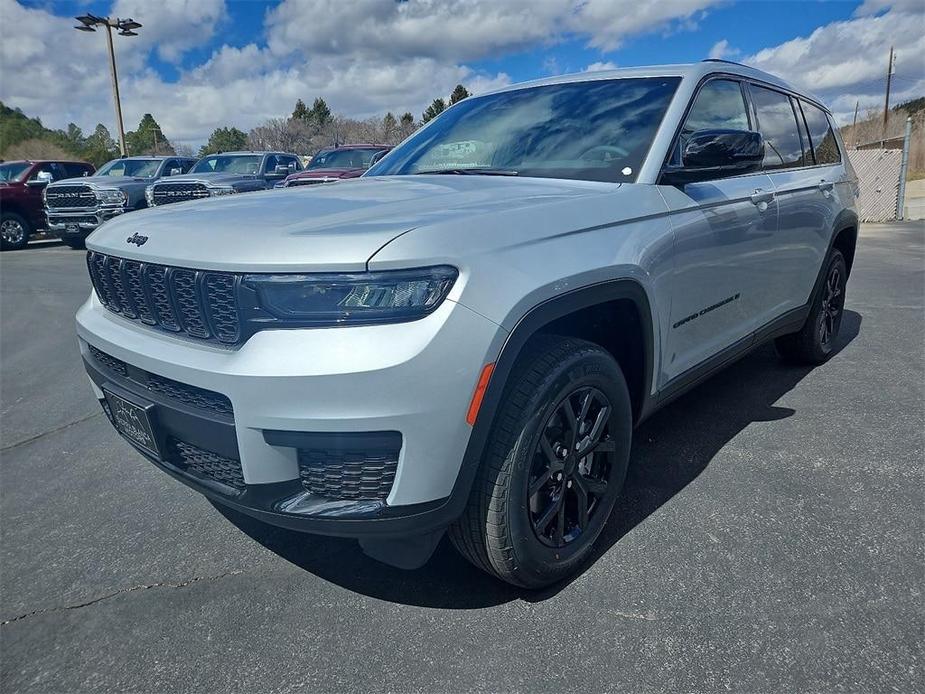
top-left (584, 61), bottom-right (619, 72)
top-left (111, 0), bottom-right (227, 64)
top-left (741, 3), bottom-right (925, 123)
top-left (708, 39), bottom-right (738, 59)
top-left (264, 0), bottom-right (724, 60)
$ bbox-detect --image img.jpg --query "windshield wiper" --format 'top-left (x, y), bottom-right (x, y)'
top-left (414, 168), bottom-right (519, 176)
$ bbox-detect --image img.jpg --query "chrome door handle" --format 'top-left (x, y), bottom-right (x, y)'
top-left (750, 189), bottom-right (775, 206)
top-left (819, 180), bottom-right (834, 196)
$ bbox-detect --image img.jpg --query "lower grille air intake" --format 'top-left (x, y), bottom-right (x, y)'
top-left (264, 430), bottom-right (401, 502)
top-left (165, 438), bottom-right (245, 491)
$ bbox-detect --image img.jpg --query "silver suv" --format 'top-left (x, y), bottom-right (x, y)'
top-left (77, 61), bottom-right (858, 588)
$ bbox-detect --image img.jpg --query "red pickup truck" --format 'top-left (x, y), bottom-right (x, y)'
top-left (0, 160), bottom-right (95, 250)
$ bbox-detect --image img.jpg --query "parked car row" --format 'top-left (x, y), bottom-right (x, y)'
top-left (0, 145), bottom-right (391, 250)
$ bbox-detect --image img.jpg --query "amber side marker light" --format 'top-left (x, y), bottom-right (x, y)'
top-left (466, 363), bottom-right (495, 426)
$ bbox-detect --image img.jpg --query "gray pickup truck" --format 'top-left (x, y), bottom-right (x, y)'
top-left (145, 152), bottom-right (302, 207)
top-left (44, 156), bottom-right (196, 249)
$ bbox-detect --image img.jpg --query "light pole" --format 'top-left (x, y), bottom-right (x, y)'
top-left (74, 13), bottom-right (142, 157)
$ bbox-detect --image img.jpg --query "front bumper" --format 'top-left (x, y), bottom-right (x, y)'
top-left (76, 292), bottom-right (505, 538)
top-left (46, 207), bottom-right (124, 237)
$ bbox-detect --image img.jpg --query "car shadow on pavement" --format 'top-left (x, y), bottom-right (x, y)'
top-left (217, 310), bottom-right (862, 608)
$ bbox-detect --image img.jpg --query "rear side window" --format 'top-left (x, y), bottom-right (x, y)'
top-left (800, 100), bottom-right (841, 165)
top-left (750, 85), bottom-right (805, 170)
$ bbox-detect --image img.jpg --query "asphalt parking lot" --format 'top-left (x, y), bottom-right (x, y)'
top-left (1, 222), bottom-right (922, 693)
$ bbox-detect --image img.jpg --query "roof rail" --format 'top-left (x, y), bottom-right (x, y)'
top-left (701, 58), bottom-right (748, 68)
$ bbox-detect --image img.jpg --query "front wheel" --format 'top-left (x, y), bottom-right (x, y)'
top-left (0, 213), bottom-right (31, 251)
top-left (449, 336), bottom-right (632, 588)
top-left (775, 249), bottom-right (847, 364)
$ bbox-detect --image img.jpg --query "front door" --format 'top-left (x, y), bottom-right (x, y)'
top-left (658, 77), bottom-right (779, 385)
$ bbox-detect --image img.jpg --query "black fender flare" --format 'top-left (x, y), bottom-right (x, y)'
top-left (440, 278), bottom-right (657, 524)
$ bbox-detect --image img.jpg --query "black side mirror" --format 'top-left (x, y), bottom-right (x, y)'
top-left (664, 129), bottom-right (764, 184)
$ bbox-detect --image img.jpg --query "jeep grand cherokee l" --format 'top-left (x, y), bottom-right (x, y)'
top-left (77, 61), bottom-right (858, 587)
top-left (146, 151), bottom-right (301, 206)
top-left (44, 156), bottom-right (196, 249)
top-left (0, 159), bottom-right (94, 250)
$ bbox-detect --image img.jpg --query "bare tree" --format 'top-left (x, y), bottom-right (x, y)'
top-left (247, 118), bottom-right (314, 155)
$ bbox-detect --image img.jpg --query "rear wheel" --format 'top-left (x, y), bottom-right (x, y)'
top-left (449, 335), bottom-right (632, 588)
top-left (775, 249), bottom-right (847, 364)
top-left (0, 213), bottom-right (30, 251)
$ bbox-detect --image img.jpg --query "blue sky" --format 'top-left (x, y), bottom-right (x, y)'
top-left (3, 0), bottom-right (923, 147)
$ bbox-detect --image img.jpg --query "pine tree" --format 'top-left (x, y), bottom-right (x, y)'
top-left (421, 98), bottom-right (446, 124)
top-left (449, 84), bottom-right (470, 105)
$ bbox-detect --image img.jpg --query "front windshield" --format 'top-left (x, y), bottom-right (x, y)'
top-left (367, 77), bottom-right (681, 183)
top-left (308, 148), bottom-right (384, 170)
top-left (191, 155), bottom-right (261, 175)
top-left (0, 162), bottom-right (31, 182)
top-left (96, 159), bottom-right (162, 177)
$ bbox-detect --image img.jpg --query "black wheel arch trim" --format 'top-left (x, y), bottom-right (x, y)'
top-left (439, 279), bottom-right (657, 528)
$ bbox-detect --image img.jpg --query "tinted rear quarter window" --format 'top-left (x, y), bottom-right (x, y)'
top-left (750, 84), bottom-right (805, 170)
top-left (800, 100), bottom-right (841, 165)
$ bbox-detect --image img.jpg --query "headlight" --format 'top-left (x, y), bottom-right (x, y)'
top-left (243, 266), bottom-right (458, 326)
top-left (207, 186), bottom-right (236, 196)
top-left (145, 185), bottom-right (155, 207)
top-left (98, 188), bottom-right (127, 206)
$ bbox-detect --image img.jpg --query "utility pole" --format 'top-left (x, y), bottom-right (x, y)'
top-left (852, 100), bottom-right (860, 148)
top-left (74, 13), bottom-right (142, 157)
top-left (883, 46), bottom-right (895, 135)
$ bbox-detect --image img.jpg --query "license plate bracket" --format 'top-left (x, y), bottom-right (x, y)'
top-left (103, 388), bottom-right (161, 459)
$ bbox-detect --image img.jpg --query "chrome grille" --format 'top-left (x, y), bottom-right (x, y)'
top-left (45, 185), bottom-right (96, 209)
top-left (151, 182), bottom-right (209, 206)
top-left (86, 252), bottom-right (240, 344)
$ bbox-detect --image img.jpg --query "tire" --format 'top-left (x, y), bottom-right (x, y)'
top-left (449, 335), bottom-right (633, 588)
top-left (63, 237), bottom-right (86, 250)
top-left (775, 249), bottom-right (847, 365)
top-left (0, 212), bottom-right (31, 251)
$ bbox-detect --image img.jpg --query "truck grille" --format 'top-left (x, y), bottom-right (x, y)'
top-left (87, 251), bottom-right (241, 344)
top-left (151, 182), bottom-right (209, 206)
top-left (45, 185), bottom-right (96, 209)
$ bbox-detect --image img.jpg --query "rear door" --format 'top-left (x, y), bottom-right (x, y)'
top-left (658, 77), bottom-right (778, 384)
top-left (747, 85), bottom-right (839, 318)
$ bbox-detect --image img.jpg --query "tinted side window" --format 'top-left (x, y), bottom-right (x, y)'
top-left (675, 79), bottom-right (749, 163)
top-left (791, 97), bottom-right (813, 167)
top-left (180, 159), bottom-right (195, 173)
top-left (63, 163), bottom-right (88, 177)
top-left (264, 155), bottom-right (279, 173)
top-left (684, 80), bottom-right (749, 133)
top-left (750, 85), bottom-right (805, 170)
top-left (801, 100), bottom-right (841, 165)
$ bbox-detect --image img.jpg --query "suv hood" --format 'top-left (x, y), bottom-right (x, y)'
top-left (164, 172), bottom-right (257, 185)
top-left (86, 175), bottom-right (616, 272)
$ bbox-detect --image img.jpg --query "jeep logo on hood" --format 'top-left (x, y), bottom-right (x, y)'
top-left (126, 233), bottom-right (148, 246)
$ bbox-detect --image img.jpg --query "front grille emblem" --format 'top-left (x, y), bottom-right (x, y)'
top-left (126, 233), bottom-right (148, 246)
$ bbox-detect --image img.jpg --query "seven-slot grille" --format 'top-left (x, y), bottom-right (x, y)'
top-left (45, 185), bottom-right (96, 209)
top-left (87, 251), bottom-right (241, 344)
top-left (151, 182), bottom-right (209, 205)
